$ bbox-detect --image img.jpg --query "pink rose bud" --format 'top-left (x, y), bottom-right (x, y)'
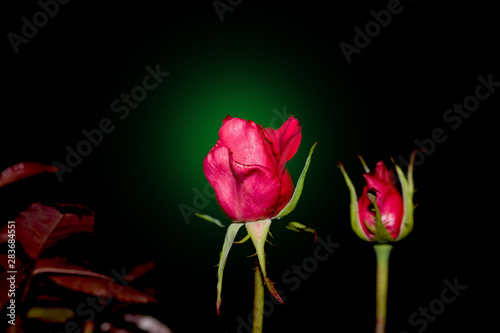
top-left (339, 154), bottom-right (416, 242)
top-left (203, 115), bottom-right (302, 222)
top-left (357, 161), bottom-right (404, 240)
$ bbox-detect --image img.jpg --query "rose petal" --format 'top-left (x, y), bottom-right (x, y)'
top-left (379, 188), bottom-right (404, 239)
top-left (203, 145), bottom-right (282, 221)
top-left (270, 168), bottom-right (294, 217)
top-left (0, 162), bottom-right (59, 188)
top-left (363, 173), bottom-right (394, 204)
top-left (203, 145), bottom-right (239, 221)
top-left (229, 154), bottom-right (281, 221)
top-left (218, 117), bottom-right (277, 174)
top-left (265, 116), bottom-right (302, 175)
top-left (373, 161), bottom-right (396, 186)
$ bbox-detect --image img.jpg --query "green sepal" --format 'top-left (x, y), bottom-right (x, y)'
top-left (273, 142), bottom-right (318, 220)
top-left (338, 162), bottom-right (371, 241)
top-left (286, 221), bottom-right (318, 243)
top-left (245, 219), bottom-right (284, 304)
top-left (216, 223), bottom-right (244, 315)
top-left (285, 221), bottom-right (308, 232)
top-left (234, 233), bottom-right (251, 244)
top-left (391, 151), bottom-right (416, 241)
top-left (195, 213), bottom-right (225, 228)
top-left (368, 192), bottom-right (395, 243)
top-left (357, 154), bottom-right (371, 173)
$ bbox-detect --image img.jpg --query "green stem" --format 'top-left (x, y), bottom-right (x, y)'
top-left (253, 260), bottom-right (264, 333)
top-left (374, 244), bottom-right (393, 333)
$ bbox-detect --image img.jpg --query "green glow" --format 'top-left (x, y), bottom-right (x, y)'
top-left (97, 21), bottom-right (364, 261)
top-left (147, 57), bottom-right (319, 198)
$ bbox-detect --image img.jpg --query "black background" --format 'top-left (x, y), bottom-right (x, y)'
top-left (2, 1), bottom-right (498, 332)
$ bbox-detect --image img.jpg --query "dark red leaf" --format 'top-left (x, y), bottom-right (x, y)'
top-left (0, 162), bottom-right (59, 188)
top-left (125, 261), bottom-right (156, 282)
top-left (32, 258), bottom-right (111, 280)
top-left (35, 295), bottom-right (62, 302)
top-left (83, 321), bottom-right (95, 333)
top-left (48, 275), bottom-right (157, 304)
top-left (0, 203), bottom-right (94, 259)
